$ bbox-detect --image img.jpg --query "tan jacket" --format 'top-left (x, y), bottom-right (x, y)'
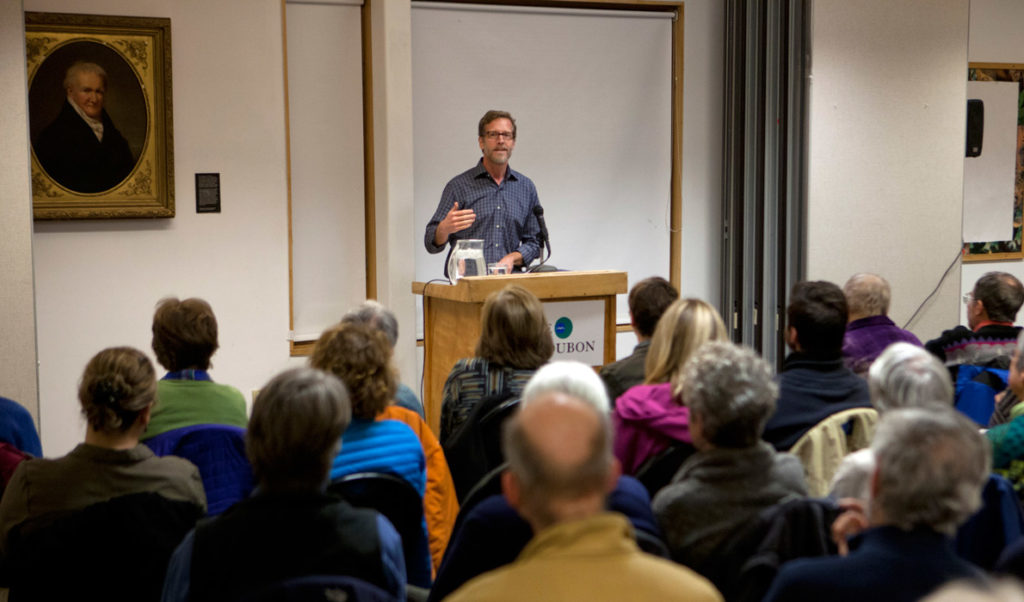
top-left (445, 513), bottom-right (723, 602)
top-left (790, 407), bottom-right (879, 496)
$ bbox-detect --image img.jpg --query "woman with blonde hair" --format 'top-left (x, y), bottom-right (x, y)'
top-left (613, 298), bottom-right (728, 475)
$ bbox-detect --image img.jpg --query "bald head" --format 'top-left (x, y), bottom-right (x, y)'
top-left (844, 273), bottom-right (891, 321)
top-left (502, 387), bottom-right (615, 529)
top-left (518, 392), bottom-right (602, 473)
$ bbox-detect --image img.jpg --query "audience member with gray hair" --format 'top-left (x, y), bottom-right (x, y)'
top-left (867, 342), bottom-right (953, 412)
top-left (764, 408), bottom-right (989, 602)
top-left (842, 273), bottom-right (922, 375)
top-left (522, 360), bottom-right (610, 413)
top-left (652, 341), bottom-right (807, 575)
top-left (830, 342), bottom-right (953, 500)
top-left (162, 367), bottom-right (407, 601)
top-left (341, 300), bottom-right (424, 418)
top-left (445, 361), bottom-right (722, 602)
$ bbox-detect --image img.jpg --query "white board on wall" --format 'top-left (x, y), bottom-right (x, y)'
top-left (411, 3), bottom-right (674, 332)
top-left (963, 80), bottom-right (1018, 243)
top-left (286, 1), bottom-right (367, 340)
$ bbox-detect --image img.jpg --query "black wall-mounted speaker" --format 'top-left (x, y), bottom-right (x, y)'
top-left (967, 99), bottom-right (984, 158)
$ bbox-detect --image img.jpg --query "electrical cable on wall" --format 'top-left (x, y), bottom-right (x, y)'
top-left (902, 249), bottom-right (963, 330)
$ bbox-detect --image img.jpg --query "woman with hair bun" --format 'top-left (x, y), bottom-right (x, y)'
top-left (0, 347), bottom-right (207, 601)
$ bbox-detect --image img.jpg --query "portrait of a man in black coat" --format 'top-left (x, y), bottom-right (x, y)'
top-left (33, 61), bottom-right (136, 194)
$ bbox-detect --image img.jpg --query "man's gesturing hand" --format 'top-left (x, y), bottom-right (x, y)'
top-left (434, 202), bottom-right (476, 245)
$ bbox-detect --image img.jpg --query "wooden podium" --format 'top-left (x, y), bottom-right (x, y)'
top-left (412, 270), bottom-right (627, 435)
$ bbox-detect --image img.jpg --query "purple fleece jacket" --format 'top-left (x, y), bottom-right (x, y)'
top-left (613, 382), bottom-right (692, 475)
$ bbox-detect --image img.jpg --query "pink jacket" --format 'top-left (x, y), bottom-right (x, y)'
top-left (613, 382), bottom-right (692, 475)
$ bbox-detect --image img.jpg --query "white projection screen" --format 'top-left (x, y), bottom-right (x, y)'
top-left (411, 2), bottom-right (675, 328)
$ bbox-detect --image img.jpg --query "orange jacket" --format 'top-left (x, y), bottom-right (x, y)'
top-left (378, 405), bottom-right (459, 574)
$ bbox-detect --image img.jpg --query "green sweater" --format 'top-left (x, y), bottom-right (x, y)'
top-left (143, 380), bottom-right (248, 440)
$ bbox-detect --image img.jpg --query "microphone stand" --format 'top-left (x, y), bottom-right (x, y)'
top-left (529, 206), bottom-right (557, 273)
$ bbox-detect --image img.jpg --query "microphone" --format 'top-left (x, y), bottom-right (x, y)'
top-left (533, 205), bottom-right (550, 246)
top-left (529, 205), bottom-right (556, 272)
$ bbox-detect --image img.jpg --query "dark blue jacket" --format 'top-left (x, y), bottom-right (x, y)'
top-left (763, 526), bottom-right (986, 602)
top-left (763, 353), bottom-right (871, 451)
top-left (0, 397), bottom-right (41, 457)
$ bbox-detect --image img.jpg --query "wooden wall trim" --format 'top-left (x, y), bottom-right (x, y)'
top-left (363, 1), bottom-right (377, 300)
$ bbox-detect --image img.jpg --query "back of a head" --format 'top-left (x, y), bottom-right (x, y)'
top-left (868, 342), bottom-right (953, 412)
top-left (341, 300), bottom-right (399, 348)
top-left (682, 341), bottom-right (778, 449)
top-left (974, 271), bottom-right (1024, 323)
top-left (151, 297), bottom-right (219, 371)
top-left (843, 273), bottom-right (891, 319)
top-left (787, 280), bottom-right (848, 356)
top-left (628, 277), bottom-right (679, 339)
top-left (476, 285), bottom-right (554, 370)
top-left (521, 360), bottom-right (610, 413)
top-left (871, 407), bottom-right (990, 535)
top-left (644, 297), bottom-right (728, 389)
top-left (502, 382), bottom-right (613, 527)
top-left (79, 347), bottom-right (156, 433)
top-left (247, 367), bottom-right (352, 492)
top-left (309, 322), bottom-right (396, 420)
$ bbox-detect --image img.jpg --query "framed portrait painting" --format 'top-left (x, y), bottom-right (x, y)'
top-left (26, 12), bottom-right (174, 219)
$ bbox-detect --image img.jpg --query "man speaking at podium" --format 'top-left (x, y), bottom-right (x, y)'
top-left (424, 110), bottom-right (542, 274)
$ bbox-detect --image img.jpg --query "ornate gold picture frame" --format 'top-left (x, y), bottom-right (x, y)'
top-left (26, 12), bottom-right (174, 219)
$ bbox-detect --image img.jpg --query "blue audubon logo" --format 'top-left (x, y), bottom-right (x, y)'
top-left (554, 317), bottom-right (573, 339)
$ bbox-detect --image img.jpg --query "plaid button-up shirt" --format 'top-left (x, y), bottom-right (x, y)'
top-left (424, 160), bottom-right (542, 267)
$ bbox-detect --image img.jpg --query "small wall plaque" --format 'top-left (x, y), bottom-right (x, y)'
top-left (195, 173), bottom-right (220, 213)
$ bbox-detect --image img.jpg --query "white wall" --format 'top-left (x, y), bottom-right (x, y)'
top-left (961, 0), bottom-right (1024, 325)
top-left (0, 0), bottom-right (40, 425)
top-left (26, 0), bottom-right (297, 456)
top-left (369, 0), bottom-right (418, 395)
top-left (287, 2), bottom-right (367, 339)
top-left (806, 0), bottom-right (969, 342)
top-left (679, 0), bottom-right (724, 304)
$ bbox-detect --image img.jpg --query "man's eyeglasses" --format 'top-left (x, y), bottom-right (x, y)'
top-left (483, 131), bottom-right (514, 140)
top-left (963, 292), bottom-right (974, 304)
